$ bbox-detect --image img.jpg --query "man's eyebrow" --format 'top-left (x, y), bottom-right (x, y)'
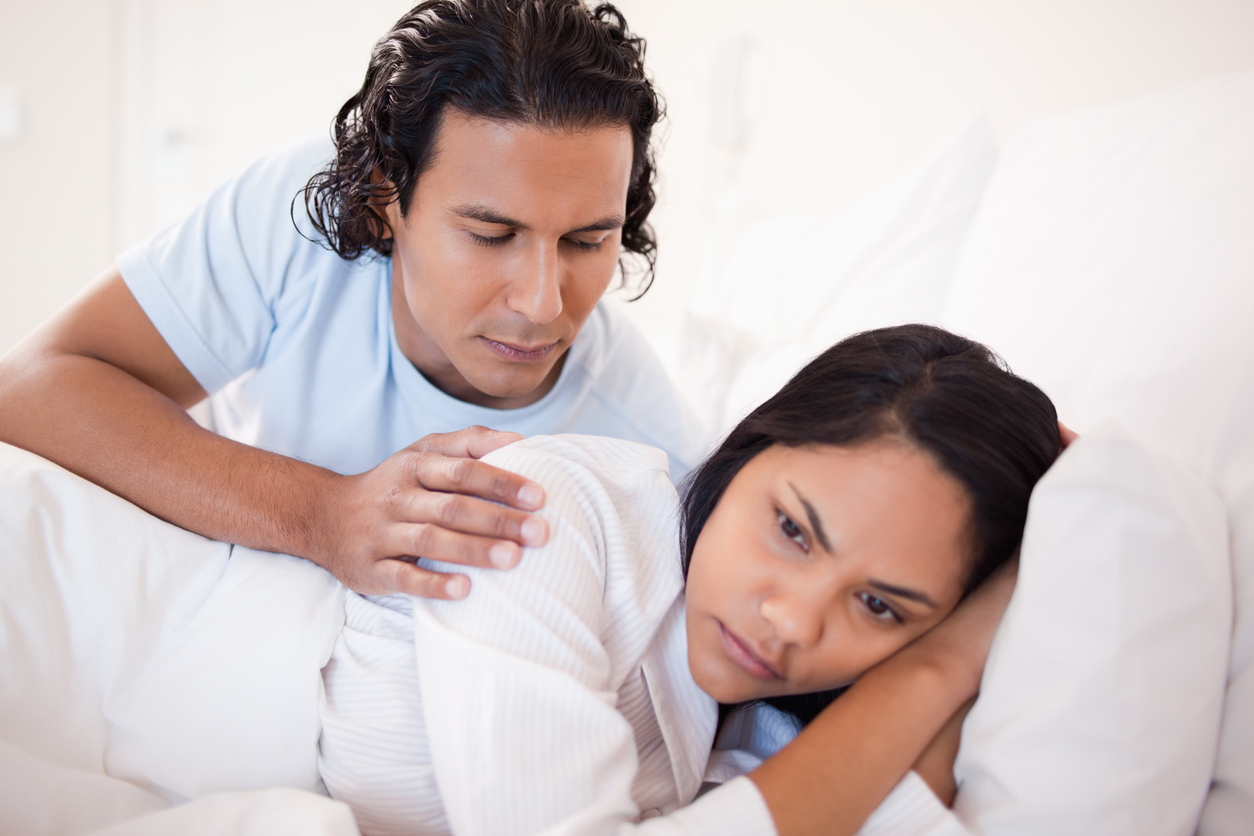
top-left (867, 580), bottom-right (938, 609)
top-left (450, 204), bottom-right (625, 234)
top-left (788, 482), bottom-right (832, 554)
top-left (452, 204), bottom-right (526, 228)
top-left (570, 214), bottom-right (626, 233)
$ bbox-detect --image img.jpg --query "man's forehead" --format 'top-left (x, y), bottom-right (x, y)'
top-left (419, 111), bottom-right (634, 226)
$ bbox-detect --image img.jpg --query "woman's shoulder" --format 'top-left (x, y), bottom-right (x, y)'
top-left (481, 434), bottom-right (678, 565)
top-left (481, 434), bottom-right (672, 491)
top-left (481, 435), bottom-right (684, 651)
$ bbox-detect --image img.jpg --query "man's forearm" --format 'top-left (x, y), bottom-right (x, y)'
top-left (0, 348), bottom-right (336, 560)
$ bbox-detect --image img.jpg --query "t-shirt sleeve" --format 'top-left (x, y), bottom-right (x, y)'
top-left (115, 140), bottom-right (332, 394)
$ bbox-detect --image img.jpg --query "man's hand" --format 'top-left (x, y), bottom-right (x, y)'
top-left (0, 273), bottom-right (547, 602)
top-left (314, 426), bottom-right (549, 599)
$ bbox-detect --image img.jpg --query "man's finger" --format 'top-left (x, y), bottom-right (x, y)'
top-left (407, 451), bottom-right (545, 512)
top-left (376, 558), bottom-right (471, 600)
top-left (388, 483), bottom-right (547, 546)
top-left (386, 520), bottom-right (532, 570)
top-left (408, 426), bottom-right (524, 460)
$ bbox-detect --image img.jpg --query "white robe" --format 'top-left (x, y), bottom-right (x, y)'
top-left (317, 435), bottom-right (777, 836)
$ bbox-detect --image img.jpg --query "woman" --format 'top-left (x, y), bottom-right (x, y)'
top-left (317, 324), bottom-right (1059, 836)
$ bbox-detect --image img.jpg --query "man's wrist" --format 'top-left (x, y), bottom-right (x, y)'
top-left (297, 465), bottom-right (347, 569)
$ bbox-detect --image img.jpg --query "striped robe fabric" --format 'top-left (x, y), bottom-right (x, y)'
top-left (318, 435), bottom-right (777, 836)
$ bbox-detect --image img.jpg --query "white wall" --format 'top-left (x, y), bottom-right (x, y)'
top-left (0, 0), bottom-right (116, 354)
top-left (2, 0), bottom-right (1252, 354)
top-left (114, 0), bottom-right (417, 250)
top-left (614, 0), bottom-right (1254, 340)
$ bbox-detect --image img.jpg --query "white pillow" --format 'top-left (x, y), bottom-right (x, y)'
top-left (691, 114), bottom-right (996, 347)
top-left (678, 115), bottom-right (998, 439)
top-left (954, 424), bottom-right (1230, 834)
top-left (940, 70), bottom-right (1254, 833)
top-left (0, 442), bottom-right (345, 830)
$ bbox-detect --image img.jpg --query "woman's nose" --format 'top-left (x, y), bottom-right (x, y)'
top-left (759, 591), bottom-right (824, 650)
top-left (507, 241), bottom-right (563, 324)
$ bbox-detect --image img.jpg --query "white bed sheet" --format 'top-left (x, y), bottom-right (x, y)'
top-left (0, 441), bottom-right (349, 835)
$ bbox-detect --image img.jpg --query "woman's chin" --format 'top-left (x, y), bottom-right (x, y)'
top-left (690, 662), bottom-right (773, 704)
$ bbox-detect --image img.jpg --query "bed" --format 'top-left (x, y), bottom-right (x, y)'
top-left (2, 69), bottom-right (1253, 835)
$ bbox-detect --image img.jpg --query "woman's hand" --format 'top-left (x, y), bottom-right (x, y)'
top-left (904, 564), bottom-right (1019, 806)
top-left (312, 426), bottom-right (550, 599)
top-left (751, 562), bottom-right (1018, 836)
top-left (905, 559), bottom-right (1019, 695)
top-left (912, 697), bottom-right (976, 806)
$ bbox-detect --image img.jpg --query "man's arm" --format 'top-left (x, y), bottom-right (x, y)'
top-left (0, 267), bottom-right (548, 599)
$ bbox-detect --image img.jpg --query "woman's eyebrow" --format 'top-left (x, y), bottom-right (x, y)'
top-left (867, 580), bottom-right (938, 609)
top-left (788, 482), bottom-right (833, 553)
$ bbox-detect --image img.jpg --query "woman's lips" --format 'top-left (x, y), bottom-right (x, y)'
top-left (479, 336), bottom-right (558, 362)
top-left (717, 622), bottom-right (784, 681)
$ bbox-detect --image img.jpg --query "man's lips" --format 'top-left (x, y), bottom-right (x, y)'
top-left (717, 621), bottom-right (784, 681)
top-left (479, 336), bottom-right (559, 362)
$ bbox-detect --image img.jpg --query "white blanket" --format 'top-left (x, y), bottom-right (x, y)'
top-left (0, 442), bottom-right (351, 835)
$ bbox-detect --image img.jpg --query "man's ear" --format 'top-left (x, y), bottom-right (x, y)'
top-left (368, 167), bottom-right (397, 241)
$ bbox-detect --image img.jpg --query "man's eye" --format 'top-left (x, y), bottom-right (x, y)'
top-left (468, 231), bottom-right (512, 247)
top-left (777, 510), bottom-right (807, 550)
top-left (564, 237), bottom-right (603, 251)
top-left (858, 592), bottom-right (902, 624)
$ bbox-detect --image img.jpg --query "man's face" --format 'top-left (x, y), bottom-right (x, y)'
top-left (385, 109), bottom-right (633, 408)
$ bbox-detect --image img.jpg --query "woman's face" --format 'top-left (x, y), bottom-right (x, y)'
top-left (685, 440), bottom-right (973, 704)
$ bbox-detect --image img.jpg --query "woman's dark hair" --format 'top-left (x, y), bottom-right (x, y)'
top-left (683, 324), bottom-right (1060, 727)
top-left (300, 0), bottom-right (662, 294)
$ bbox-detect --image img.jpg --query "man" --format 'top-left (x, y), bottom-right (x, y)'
top-left (0, 0), bottom-right (704, 600)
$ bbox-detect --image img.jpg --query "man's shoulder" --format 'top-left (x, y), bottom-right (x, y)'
top-left (239, 136), bottom-right (336, 199)
top-left (561, 304), bottom-right (711, 480)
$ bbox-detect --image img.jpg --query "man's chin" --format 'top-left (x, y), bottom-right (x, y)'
top-left (456, 366), bottom-right (558, 407)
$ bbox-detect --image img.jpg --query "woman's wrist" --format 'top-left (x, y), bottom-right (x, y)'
top-left (752, 654), bottom-right (972, 836)
top-left (885, 633), bottom-right (984, 703)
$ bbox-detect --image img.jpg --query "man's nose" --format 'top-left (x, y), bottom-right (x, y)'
top-left (507, 240), bottom-right (563, 324)
top-left (759, 588), bottom-right (825, 650)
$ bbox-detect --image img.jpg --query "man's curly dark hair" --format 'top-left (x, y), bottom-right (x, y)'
top-left (301, 0), bottom-right (663, 295)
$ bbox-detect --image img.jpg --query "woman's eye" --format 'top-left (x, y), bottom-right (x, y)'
top-left (777, 510), bottom-right (807, 551)
top-left (564, 237), bottom-right (602, 252)
top-left (858, 592), bottom-right (902, 624)
top-left (468, 231), bottom-right (512, 247)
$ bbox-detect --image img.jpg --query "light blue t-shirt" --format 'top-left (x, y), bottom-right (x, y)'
top-left (116, 139), bottom-right (707, 482)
